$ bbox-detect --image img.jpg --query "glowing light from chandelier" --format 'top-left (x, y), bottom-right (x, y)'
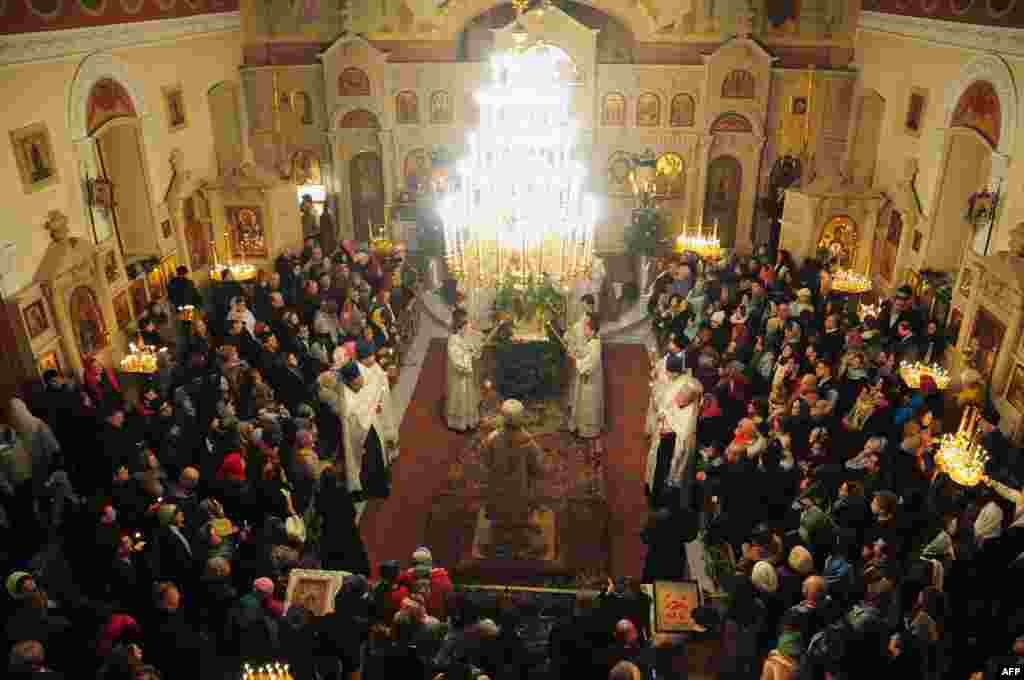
top-left (438, 40), bottom-right (600, 288)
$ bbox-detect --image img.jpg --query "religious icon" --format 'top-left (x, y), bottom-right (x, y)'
top-left (905, 89), bottom-right (926, 135)
top-left (670, 94), bottom-right (695, 127)
top-left (161, 219), bottom-right (173, 239)
top-left (227, 206), bottom-right (268, 257)
top-left (722, 70), bottom-right (756, 99)
top-left (69, 285), bottom-right (108, 357)
top-left (86, 79), bottom-right (135, 134)
top-left (637, 93), bottom-right (660, 127)
top-left (655, 153), bottom-right (685, 197)
top-left (396, 90), bottom-right (419, 124)
top-left (654, 581), bottom-right (702, 633)
top-left (23, 300), bottom-right (49, 339)
top-left (968, 307), bottom-right (1007, 383)
top-left (602, 93), bottom-right (626, 126)
top-left (37, 351), bottom-right (62, 378)
top-left (163, 85), bottom-right (187, 131)
top-left (951, 80), bottom-right (1001, 147)
top-left (285, 570), bottom-right (347, 616)
top-left (430, 90), bottom-right (452, 124)
top-left (338, 67), bottom-right (371, 96)
top-left (10, 122), bottom-right (59, 194)
top-left (113, 291), bottom-right (133, 330)
top-left (792, 97), bottom-right (808, 115)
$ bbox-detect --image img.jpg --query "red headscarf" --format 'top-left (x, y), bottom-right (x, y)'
top-left (217, 452), bottom-right (246, 481)
top-left (96, 614), bottom-right (141, 657)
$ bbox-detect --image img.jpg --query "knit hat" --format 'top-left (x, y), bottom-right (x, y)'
top-left (254, 577), bottom-right (275, 595)
top-left (975, 501), bottom-right (1004, 543)
top-left (411, 546), bottom-right (433, 566)
top-left (157, 503), bottom-right (178, 528)
top-left (6, 571), bottom-right (31, 598)
top-left (751, 561), bottom-right (778, 593)
top-left (788, 546), bottom-right (815, 575)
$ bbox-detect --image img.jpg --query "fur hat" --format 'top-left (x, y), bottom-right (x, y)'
top-left (411, 546), bottom-right (433, 566)
top-left (788, 546), bottom-right (815, 575)
top-left (751, 561), bottom-right (778, 593)
top-left (157, 503), bottom-right (178, 528)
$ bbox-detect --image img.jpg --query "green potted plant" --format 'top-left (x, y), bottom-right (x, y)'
top-left (624, 207), bottom-right (660, 293)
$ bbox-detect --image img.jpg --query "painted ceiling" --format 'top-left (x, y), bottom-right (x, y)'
top-left (0, 0), bottom-right (239, 36)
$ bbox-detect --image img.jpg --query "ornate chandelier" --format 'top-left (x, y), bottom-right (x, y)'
top-left (676, 222), bottom-right (723, 261)
top-left (935, 406), bottom-right (990, 487)
top-left (830, 268), bottom-right (872, 294)
top-left (438, 10), bottom-right (598, 291)
top-left (898, 360), bottom-right (951, 390)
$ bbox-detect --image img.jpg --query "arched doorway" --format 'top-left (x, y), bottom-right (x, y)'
top-left (350, 152), bottom-right (384, 243)
top-left (929, 128), bottom-right (992, 272)
top-left (704, 156), bottom-right (742, 249)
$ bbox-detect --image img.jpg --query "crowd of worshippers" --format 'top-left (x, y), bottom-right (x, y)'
top-left (640, 247), bottom-right (1024, 679)
top-left (0, 238), bottom-right (462, 679)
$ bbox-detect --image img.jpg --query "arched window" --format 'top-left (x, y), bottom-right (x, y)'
top-left (396, 91), bottom-right (419, 124)
top-left (637, 93), bottom-right (660, 127)
top-left (670, 94), bottom-right (695, 127)
top-left (338, 67), bottom-right (371, 96)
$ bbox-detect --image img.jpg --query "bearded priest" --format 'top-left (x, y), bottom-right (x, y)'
top-left (339, 342), bottom-right (399, 503)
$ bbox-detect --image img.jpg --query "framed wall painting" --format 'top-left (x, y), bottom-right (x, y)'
top-left (37, 350), bottom-right (62, 377)
top-left (10, 121), bottom-right (59, 194)
top-left (396, 91), bottom-right (419, 124)
top-left (162, 84), bottom-right (187, 132)
top-left (791, 96), bottom-right (808, 115)
top-left (654, 580), bottom-right (702, 633)
top-left (905, 88), bottom-right (927, 137)
top-left (113, 290), bottom-right (133, 330)
top-left (22, 299), bottom-right (50, 339)
top-left (969, 306), bottom-right (1007, 383)
top-left (130, 278), bottom-right (148, 319)
top-left (147, 267), bottom-right (167, 301)
top-left (69, 285), bottom-right (108, 356)
top-left (1006, 363), bottom-right (1024, 414)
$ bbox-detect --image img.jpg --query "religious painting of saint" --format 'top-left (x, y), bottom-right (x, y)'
top-left (130, 279), bottom-right (148, 319)
top-left (817, 215), bottom-right (859, 269)
top-left (607, 151), bottom-right (634, 196)
top-left (69, 285), bottom-right (108, 357)
top-left (113, 291), bottom-right (133, 330)
top-left (968, 307), bottom-right (1006, 383)
top-left (430, 90), bottom-right (452, 124)
top-left (792, 97), bottom-right (808, 115)
top-left (162, 84), bottom-right (187, 132)
top-left (905, 88), bottom-right (926, 136)
top-left (404, 149), bottom-right (430, 194)
top-left (10, 122), bottom-right (59, 194)
top-left (338, 67), bottom-right (371, 97)
top-left (226, 206), bottom-right (269, 257)
top-left (721, 70), bottom-right (756, 99)
top-left (655, 153), bottom-right (685, 197)
top-left (185, 221), bottom-right (210, 270)
top-left (285, 570), bottom-right (347, 616)
top-left (23, 300), bottom-right (49, 339)
top-left (637, 93), bottom-right (660, 127)
top-left (670, 94), bottom-right (695, 127)
top-left (86, 78), bottom-right (136, 134)
top-left (602, 93), bottom-right (626, 126)
top-left (148, 268), bottom-right (167, 302)
top-left (396, 91), bottom-right (419, 124)
top-left (951, 80), bottom-right (1001, 147)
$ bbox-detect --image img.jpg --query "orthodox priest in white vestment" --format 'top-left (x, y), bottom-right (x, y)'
top-left (339, 341), bottom-right (399, 500)
top-left (567, 314), bottom-right (604, 439)
top-left (446, 310), bottom-right (483, 432)
top-left (645, 333), bottom-right (688, 437)
top-left (646, 354), bottom-right (702, 510)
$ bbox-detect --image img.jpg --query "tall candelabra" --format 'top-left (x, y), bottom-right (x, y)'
top-left (438, 13), bottom-right (598, 293)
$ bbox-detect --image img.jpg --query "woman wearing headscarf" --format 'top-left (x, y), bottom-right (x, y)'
top-left (82, 356), bottom-right (122, 414)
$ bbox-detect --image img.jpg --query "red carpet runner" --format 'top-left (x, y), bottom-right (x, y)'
top-left (360, 339), bottom-right (650, 581)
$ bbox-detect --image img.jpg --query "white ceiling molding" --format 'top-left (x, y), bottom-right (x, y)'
top-left (858, 10), bottom-right (1024, 58)
top-left (0, 11), bottom-right (240, 68)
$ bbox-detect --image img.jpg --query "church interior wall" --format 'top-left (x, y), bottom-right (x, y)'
top-left (0, 31), bottom-right (243, 297)
top-left (854, 29), bottom-right (1024, 280)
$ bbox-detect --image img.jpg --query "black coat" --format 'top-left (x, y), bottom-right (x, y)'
top-left (318, 474), bottom-right (370, 575)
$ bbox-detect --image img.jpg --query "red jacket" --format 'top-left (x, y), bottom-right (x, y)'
top-left (398, 567), bottom-right (453, 621)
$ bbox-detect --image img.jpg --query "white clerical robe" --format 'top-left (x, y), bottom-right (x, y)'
top-left (568, 335), bottom-right (604, 439)
top-left (446, 331), bottom-right (481, 431)
top-left (340, 362), bottom-right (399, 494)
top-left (645, 375), bottom-right (702, 495)
top-left (645, 353), bottom-right (688, 437)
